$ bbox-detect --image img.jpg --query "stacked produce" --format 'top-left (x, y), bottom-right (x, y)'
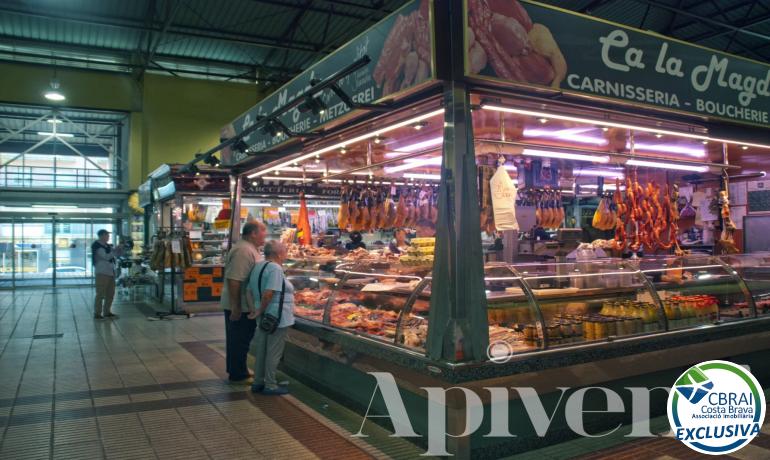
top-left (400, 237), bottom-right (435, 266)
top-left (401, 314), bottom-right (428, 349)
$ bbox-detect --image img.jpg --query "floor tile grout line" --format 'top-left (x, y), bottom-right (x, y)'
top-left (48, 291), bottom-right (62, 460)
top-left (0, 290), bottom-right (44, 456)
top-left (65, 288), bottom-right (109, 460)
top-left (0, 293), bottom-right (32, 359)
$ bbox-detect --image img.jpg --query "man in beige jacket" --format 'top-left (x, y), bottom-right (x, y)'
top-left (92, 229), bottom-right (123, 319)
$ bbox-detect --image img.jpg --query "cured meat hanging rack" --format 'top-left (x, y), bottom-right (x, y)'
top-left (150, 226), bottom-right (191, 317)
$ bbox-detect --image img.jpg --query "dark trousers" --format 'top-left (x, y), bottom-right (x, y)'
top-left (223, 310), bottom-right (256, 380)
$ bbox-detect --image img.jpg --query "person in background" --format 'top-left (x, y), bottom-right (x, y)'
top-left (92, 229), bottom-right (123, 319)
top-left (220, 221), bottom-right (267, 383)
top-left (489, 231), bottom-right (504, 251)
top-left (389, 228), bottom-right (410, 254)
top-left (345, 231), bottom-right (366, 250)
top-left (247, 241), bottom-right (295, 395)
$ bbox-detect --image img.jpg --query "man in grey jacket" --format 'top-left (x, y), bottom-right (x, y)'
top-left (92, 229), bottom-right (123, 319)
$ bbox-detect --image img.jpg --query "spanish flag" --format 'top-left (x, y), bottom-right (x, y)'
top-left (296, 192), bottom-right (312, 246)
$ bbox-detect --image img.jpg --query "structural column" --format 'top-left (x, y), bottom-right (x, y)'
top-left (426, 0), bottom-right (488, 362)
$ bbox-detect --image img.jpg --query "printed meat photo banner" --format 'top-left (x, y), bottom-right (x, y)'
top-left (465, 0), bottom-right (770, 128)
top-left (222, 0), bottom-right (434, 166)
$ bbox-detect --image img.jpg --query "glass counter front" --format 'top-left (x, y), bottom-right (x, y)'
top-left (288, 253), bottom-right (768, 359)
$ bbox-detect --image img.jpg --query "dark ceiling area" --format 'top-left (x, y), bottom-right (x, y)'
top-left (0, 0), bottom-right (767, 89)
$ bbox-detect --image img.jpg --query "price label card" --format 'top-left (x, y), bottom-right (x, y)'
top-left (171, 239), bottom-right (182, 254)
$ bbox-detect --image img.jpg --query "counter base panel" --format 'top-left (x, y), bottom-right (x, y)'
top-left (281, 327), bottom-right (770, 458)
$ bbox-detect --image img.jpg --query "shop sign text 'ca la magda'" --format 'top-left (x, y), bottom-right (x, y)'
top-left (465, 0), bottom-right (770, 127)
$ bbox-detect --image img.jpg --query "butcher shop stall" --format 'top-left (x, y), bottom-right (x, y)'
top-left (187, 0), bottom-right (770, 457)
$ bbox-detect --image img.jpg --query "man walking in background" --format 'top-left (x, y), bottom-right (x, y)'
top-left (92, 229), bottom-right (122, 319)
top-left (221, 221), bottom-right (266, 382)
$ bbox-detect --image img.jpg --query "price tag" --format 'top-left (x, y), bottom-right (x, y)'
top-left (171, 239), bottom-right (182, 254)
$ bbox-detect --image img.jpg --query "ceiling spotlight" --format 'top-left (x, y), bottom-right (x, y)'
top-left (315, 157), bottom-right (321, 164)
top-left (374, 135), bottom-right (383, 144)
top-left (742, 145), bottom-right (749, 150)
top-left (47, 118), bottom-right (63, 124)
top-left (275, 170), bottom-right (280, 175)
top-left (203, 154), bottom-right (221, 168)
top-left (251, 181), bottom-right (258, 186)
top-left (44, 78), bottom-right (65, 101)
top-left (261, 119), bottom-right (284, 138)
top-left (340, 146), bottom-right (347, 154)
top-left (182, 164), bottom-right (200, 176)
top-left (601, 127), bottom-right (609, 132)
top-left (299, 95), bottom-right (327, 116)
top-left (233, 139), bottom-right (249, 153)
top-left (655, 133), bottom-right (663, 138)
top-left (702, 140), bottom-right (709, 145)
top-left (538, 117), bottom-right (548, 124)
top-left (413, 122), bottom-right (428, 131)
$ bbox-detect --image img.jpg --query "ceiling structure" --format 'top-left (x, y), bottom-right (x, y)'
top-left (0, 0), bottom-right (768, 89)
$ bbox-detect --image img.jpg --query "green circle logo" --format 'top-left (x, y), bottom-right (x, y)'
top-left (668, 360), bottom-right (765, 455)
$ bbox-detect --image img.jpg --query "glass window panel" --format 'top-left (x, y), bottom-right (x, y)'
top-left (639, 255), bottom-right (750, 327)
top-left (717, 253), bottom-right (769, 317)
top-left (514, 260), bottom-right (662, 344)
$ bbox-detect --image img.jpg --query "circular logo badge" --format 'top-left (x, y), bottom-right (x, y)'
top-left (668, 360), bottom-right (765, 455)
top-left (486, 340), bottom-right (514, 364)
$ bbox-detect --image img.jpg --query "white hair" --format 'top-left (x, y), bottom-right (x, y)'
top-left (263, 240), bottom-right (286, 258)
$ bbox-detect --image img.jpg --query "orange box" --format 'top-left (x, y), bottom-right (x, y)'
top-left (183, 285), bottom-right (198, 301)
top-left (212, 267), bottom-right (223, 277)
top-left (185, 267), bottom-right (200, 277)
top-left (212, 283), bottom-right (222, 296)
top-left (197, 275), bottom-right (213, 287)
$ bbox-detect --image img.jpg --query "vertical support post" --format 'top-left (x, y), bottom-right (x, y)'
top-left (426, 0), bottom-right (488, 362)
top-left (51, 215), bottom-right (57, 288)
top-left (228, 175), bottom-right (243, 250)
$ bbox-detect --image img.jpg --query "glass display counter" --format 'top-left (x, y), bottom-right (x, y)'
top-left (287, 253), bottom-right (769, 360)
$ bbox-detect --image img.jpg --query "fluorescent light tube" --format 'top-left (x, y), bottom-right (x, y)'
top-left (390, 137), bottom-right (443, 153)
top-left (403, 173), bottom-right (441, 180)
top-left (630, 142), bottom-right (706, 157)
top-left (523, 128), bottom-right (607, 146)
top-left (248, 109), bottom-right (445, 178)
top-left (481, 103), bottom-right (770, 150)
top-left (32, 204), bottom-right (76, 208)
top-left (38, 131), bottom-right (74, 137)
top-left (574, 169), bottom-right (625, 178)
top-left (626, 159), bottom-right (708, 172)
top-left (386, 156), bottom-right (442, 173)
top-left (522, 148), bottom-right (609, 163)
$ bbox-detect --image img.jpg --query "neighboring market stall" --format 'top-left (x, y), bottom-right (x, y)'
top-left (198, 0), bottom-right (770, 457)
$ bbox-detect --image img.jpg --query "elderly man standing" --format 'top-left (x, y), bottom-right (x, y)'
top-left (221, 221), bottom-right (266, 382)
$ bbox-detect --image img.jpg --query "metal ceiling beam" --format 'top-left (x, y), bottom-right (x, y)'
top-left (0, 5), bottom-right (322, 53)
top-left (686, 11), bottom-right (770, 43)
top-left (633, 0), bottom-right (770, 41)
top-left (246, 0), bottom-right (386, 22)
top-left (659, 0), bottom-right (757, 35)
top-left (139, 0), bottom-right (182, 80)
top-left (580, 0), bottom-right (617, 14)
top-left (0, 35), bottom-right (295, 80)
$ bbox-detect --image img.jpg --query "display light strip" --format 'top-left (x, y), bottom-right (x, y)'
top-left (630, 142), bottom-right (705, 157)
top-left (522, 148), bottom-right (609, 163)
top-left (385, 156), bottom-right (442, 173)
top-left (481, 103), bottom-right (770, 150)
top-left (523, 128), bottom-right (608, 146)
top-left (403, 173), bottom-right (441, 180)
top-left (574, 169), bottom-right (625, 178)
top-left (625, 159), bottom-right (709, 172)
top-left (248, 109), bottom-right (445, 178)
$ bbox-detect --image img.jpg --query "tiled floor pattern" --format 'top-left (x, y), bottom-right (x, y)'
top-left (0, 288), bottom-right (384, 460)
top-left (2, 287), bottom-right (769, 460)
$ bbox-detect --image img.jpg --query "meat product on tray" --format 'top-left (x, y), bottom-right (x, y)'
top-left (329, 303), bottom-right (400, 339)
